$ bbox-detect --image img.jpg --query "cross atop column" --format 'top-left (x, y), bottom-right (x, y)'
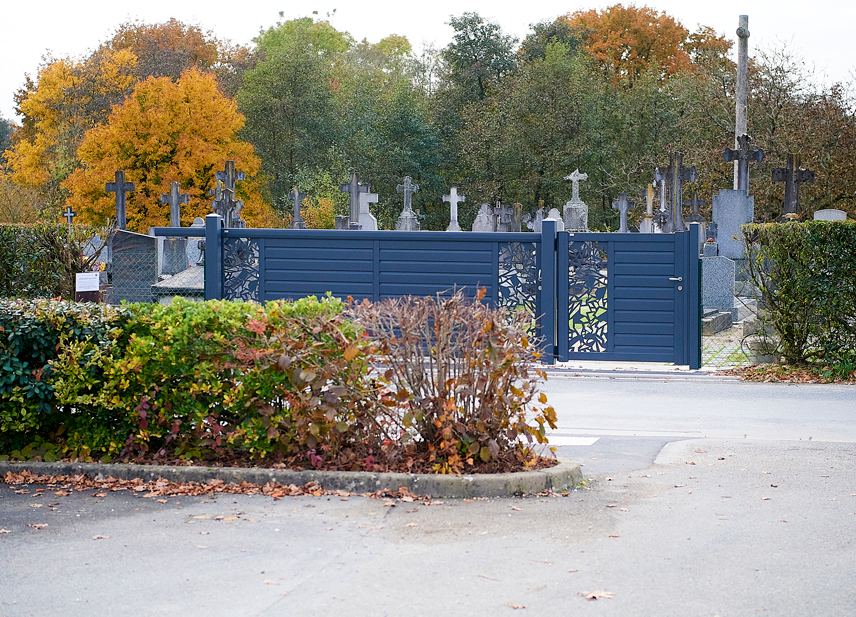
top-left (443, 187), bottom-right (465, 232)
top-left (106, 170), bottom-right (135, 230)
top-left (724, 134), bottom-right (764, 192)
top-left (612, 193), bottom-right (635, 233)
top-left (290, 186), bottom-right (307, 229)
top-left (683, 193), bottom-right (706, 223)
top-left (396, 176), bottom-right (419, 213)
top-left (215, 161), bottom-right (246, 196)
top-left (161, 181), bottom-right (189, 227)
top-left (564, 169), bottom-right (588, 203)
top-left (340, 173), bottom-right (369, 226)
top-left (772, 153), bottom-right (815, 216)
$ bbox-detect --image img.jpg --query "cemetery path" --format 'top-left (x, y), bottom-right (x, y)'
top-left (1, 379), bottom-right (854, 616)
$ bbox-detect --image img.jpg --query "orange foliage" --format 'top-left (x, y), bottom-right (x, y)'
top-left (63, 69), bottom-right (275, 231)
top-left (567, 4), bottom-right (691, 83)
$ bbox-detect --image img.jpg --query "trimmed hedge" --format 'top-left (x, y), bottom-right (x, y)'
top-left (742, 220), bottom-right (856, 365)
top-left (0, 223), bottom-right (107, 300)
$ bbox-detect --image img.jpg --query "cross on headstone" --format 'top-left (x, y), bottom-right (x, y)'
top-left (772, 153), bottom-right (815, 216)
top-left (493, 202), bottom-right (514, 232)
top-left (160, 181), bottom-right (189, 228)
top-left (106, 170), bottom-right (135, 230)
top-left (564, 169), bottom-right (588, 203)
top-left (396, 176), bottom-right (419, 212)
top-left (443, 187), bottom-right (465, 232)
top-left (723, 134), bottom-right (764, 192)
top-left (216, 161), bottom-right (246, 196)
top-left (612, 193), bottom-right (635, 233)
top-left (656, 153), bottom-right (696, 232)
top-left (683, 193), bottom-right (706, 223)
top-left (289, 186), bottom-right (307, 229)
top-left (340, 173), bottom-right (369, 227)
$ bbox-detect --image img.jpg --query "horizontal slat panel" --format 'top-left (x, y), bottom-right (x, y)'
top-left (613, 310), bottom-right (674, 323)
top-left (380, 262), bottom-right (492, 275)
top-left (614, 299), bottom-right (674, 312)
top-left (264, 271), bottom-right (373, 283)
top-left (265, 282), bottom-right (374, 294)
top-left (613, 287), bottom-right (675, 299)
top-left (266, 246), bottom-right (374, 260)
top-left (614, 333), bottom-right (675, 346)
top-left (613, 251), bottom-right (675, 264)
top-left (613, 274), bottom-right (675, 287)
top-left (380, 250), bottom-right (493, 262)
top-left (379, 273), bottom-right (492, 285)
top-left (613, 322), bottom-right (675, 335)
top-left (613, 263), bottom-right (674, 276)
top-left (379, 283), bottom-right (492, 296)
top-left (379, 240), bottom-right (500, 251)
top-left (565, 350), bottom-right (674, 361)
top-left (265, 259), bottom-right (373, 272)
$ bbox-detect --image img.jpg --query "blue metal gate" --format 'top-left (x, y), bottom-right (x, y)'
top-left (544, 220), bottom-right (700, 368)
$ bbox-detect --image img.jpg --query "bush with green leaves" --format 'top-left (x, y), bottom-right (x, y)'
top-left (0, 299), bottom-right (130, 450)
top-left (348, 288), bottom-right (557, 474)
top-left (742, 220), bottom-right (856, 365)
top-left (0, 223), bottom-right (109, 300)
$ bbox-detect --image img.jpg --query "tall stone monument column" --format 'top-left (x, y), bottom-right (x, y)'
top-left (734, 15), bottom-right (750, 189)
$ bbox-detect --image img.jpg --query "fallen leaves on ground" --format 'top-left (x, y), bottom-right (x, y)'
top-left (0, 529), bottom-right (11, 533)
top-left (581, 591), bottom-right (616, 600)
top-left (508, 604), bottom-right (526, 609)
top-left (91, 535), bottom-right (110, 540)
top-left (27, 524), bottom-right (47, 529)
top-left (2, 471), bottom-right (429, 503)
top-left (721, 364), bottom-right (856, 384)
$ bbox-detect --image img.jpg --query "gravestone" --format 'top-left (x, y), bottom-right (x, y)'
top-left (655, 153), bottom-right (696, 233)
top-left (335, 216), bottom-right (351, 230)
top-left (340, 173), bottom-right (369, 228)
top-left (63, 205), bottom-right (76, 239)
top-left (494, 203), bottom-right (513, 232)
top-left (186, 218), bottom-right (205, 265)
top-left (289, 186), bottom-right (307, 229)
top-left (510, 203), bottom-right (524, 232)
top-left (639, 184), bottom-right (655, 233)
top-left (813, 209), bottom-right (846, 221)
top-left (612, 194), bottom-right (635, 233)
top-left (527, 207), bottom-right (546, 233)
top-left (395, 176), bottom-right (420, 231)
top-left (712, 189), bottom-right (754, 260)
top-left (106, 170), bottom-right (135, 230)
top-left (357, 189), bottom-right (379, 231)
top-left (546, 208), bottom-right (565, 231)
top-left (563, 169), bottom-right (589, 232)
top-left (443, 187), bottom-right (464, 232)
top-left (702, 241), bottom-right (719, 257)
top-left (772, 153), bottom-right (815, 216)
top-left (160, 182), bottom-right (189, 275)
top-left (684, 193), bottom-right (706, 224)
top-left (702, 255), bottom-right (737, 322)
top-left (213, 161), bottom-right (247, 228)
top-left (109, 230), bottom-right (158, 304)
top-left (472, 204), bottom-right (495, 232)
top-left (723, 134), bottom-right (764, 192)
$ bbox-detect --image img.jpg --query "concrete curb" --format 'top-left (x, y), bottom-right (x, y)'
top-left (0, 460), bottom-right (583, 499)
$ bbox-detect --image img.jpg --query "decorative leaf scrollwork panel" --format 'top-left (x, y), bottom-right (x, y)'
top-left (568, 241), bottom-right (608, 352)
top-left (223, 237), bottom-right (260, 302)
top-left (497, 241), bottom-right (539, 318)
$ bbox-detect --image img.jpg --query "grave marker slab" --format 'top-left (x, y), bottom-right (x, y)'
top-left (340, 173), bottom-right (369, 228)
top-left (813, 209), bottom-right (846, 221)
top-left (395, 176), bottom-right (420, 231)
top-left (443, 187), bottom-right (464, 232)
top-left (106, 170), bottom-right (135, 230)
top-left (772, 153), bottom-right (815, 216)
top-left (358, 189), bottom-right (379, 231)
top-left (611, 194), bottom-right (635, 233)
top-left (289, 186), bottom-right (307, 229)
top-left (472, 204), bottom-right (495, 232)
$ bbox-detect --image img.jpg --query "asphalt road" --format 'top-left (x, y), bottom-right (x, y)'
top-left (1, 376), bottom-right (854, 616)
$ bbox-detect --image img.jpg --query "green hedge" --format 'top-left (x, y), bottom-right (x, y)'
top-left (742, 220), bottom-right (856, 365)
top-left (0, 223), bottom-right (107, 300)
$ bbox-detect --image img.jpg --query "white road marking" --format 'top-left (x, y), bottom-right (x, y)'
top-left (544, 436), bottom-right (600, 446)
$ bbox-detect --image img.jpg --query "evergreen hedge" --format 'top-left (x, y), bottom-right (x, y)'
top-left (743, 220), bottom-right (856, 365)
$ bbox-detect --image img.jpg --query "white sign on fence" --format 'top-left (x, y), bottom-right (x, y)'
top-left (75, 272), bottom-right (100, 292)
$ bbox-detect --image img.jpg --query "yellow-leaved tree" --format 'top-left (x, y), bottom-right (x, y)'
top-left (64, 69), bottom-right (277, 231)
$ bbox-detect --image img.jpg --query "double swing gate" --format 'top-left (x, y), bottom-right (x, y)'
top-left (153, 215), bottom-right (701, 369)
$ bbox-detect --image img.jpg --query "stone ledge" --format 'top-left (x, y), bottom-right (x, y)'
top-left (0, 460), bottom-right (583, 499)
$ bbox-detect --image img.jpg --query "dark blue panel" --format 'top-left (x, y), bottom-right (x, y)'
top-left (612, 274), bottom-right (675, 287)
top-left (380, 262), bottom-right (493, 275)
top-left (613, 263), bottom-right (675, 276)
top-left (613, 287), bottom-right (675, 299)
top-left (614, 333), bottom-right (675, 346)
top-left (613, 310), bottom-right (674, 323)
top-left (266, 247), bottom-right (375, 260)
top-left (613, 322), bottom-right (675, 335)
top-left (613, 251), bottom-right (675, 264)
top-left (265, 271), bottom-right (374, 283)
top-left (614, 298), bottom-right (674, 312)
top-left (379, 250), bottom-right (493, 262)
top-left (266, 281), bottom-right (374, 295)
top-left (265, 259), bottom-right (374, 272)
top-left (379, 273), bottom-right (491, 285)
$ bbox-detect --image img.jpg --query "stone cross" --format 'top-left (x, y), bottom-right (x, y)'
top-left (564, 169), bottom-right (588, 203)
top-left (161, 181), bottom-right (189, 228)
top-left (683, 193), bottom-right (706, 223)
top-left (289, 186), bottom-right (307, 229)
top-left (216, 161), bottom-right (246, 196)
top-left (395, 176), bottom-right (420, 231)
top-left (772, 153), bottom-right (815, 216)
top-left (211, 161), bottom-right (247, 228)
top-left (106, 170), bottom-right (135, 230)
top-left (63, 205), bottom-right (76, 239)
top-left (494, 202), bottom-right (514, 232)
top-left (340, 173), bottom-right (369, 227)
top-left (723, 134), bottom-right (764, 192)
top-left (443, 187), bottom-right (465, 232)
top-left (639, 184), bottom-right (655, 233)
top-left (612, 193), bottom-right (635, 233)
top-left (656, 153), bottom-right (696, 232)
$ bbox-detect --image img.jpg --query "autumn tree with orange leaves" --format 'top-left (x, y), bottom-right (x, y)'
top-left (63, 69), bottom-right (276, 232)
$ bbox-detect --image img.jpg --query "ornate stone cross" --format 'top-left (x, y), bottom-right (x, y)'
top-left (63, 205), bottom-right (76, 225)
top-left (340, 173), bottom-right (369, 227)
top-left (772, 153), bottom-right (815, 216)
top-left (106, 170), bottom-right (135, 230)
top-left (396, 176), bottom-right (419, 212)
top-left (161, 181), bottom-right (189, 227)
top-left (443, 187), bottom-right (465, 232)
top-left (395, 176), bottom-right (421, 231)
top-left (289, 186), bottom-right (307, 229)
top-left (564, 169), bottom-right (588, 203)
top-left (216, 161), bottom-right (246, 196)
top-left (723, 134), bottom-right (764, 192)
top-left (655, 153), bottom-right (696, 232)
top-left (683, 193), bottom-right (706, 224)
top-left (612, 193), bottom-right (635, 233)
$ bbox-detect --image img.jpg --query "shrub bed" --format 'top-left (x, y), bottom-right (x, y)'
top-left (742, 220), bottom-right (856, 368)
top-left (0, 293), bottom-right (555, 473)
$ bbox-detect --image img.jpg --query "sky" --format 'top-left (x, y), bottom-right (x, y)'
top-left (2, 0), bottom-right (854, 121)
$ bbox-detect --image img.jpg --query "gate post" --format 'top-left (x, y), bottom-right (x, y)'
top-left (540, 219), bottom-right (558, 364)
top-left (204, 214), bottom-right (224, 300)
top-left (688, 223), bottom-right (702, 369)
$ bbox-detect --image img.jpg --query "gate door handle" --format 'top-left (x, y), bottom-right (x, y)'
top-left (668, 277), bottom-right (683, 281)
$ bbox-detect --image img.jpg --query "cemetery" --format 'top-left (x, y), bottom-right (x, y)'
top-left (1, 9), bottom-right (855, 472)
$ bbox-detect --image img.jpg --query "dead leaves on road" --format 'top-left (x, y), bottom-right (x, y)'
top-left (581, 590), bottom-right (616, 600)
